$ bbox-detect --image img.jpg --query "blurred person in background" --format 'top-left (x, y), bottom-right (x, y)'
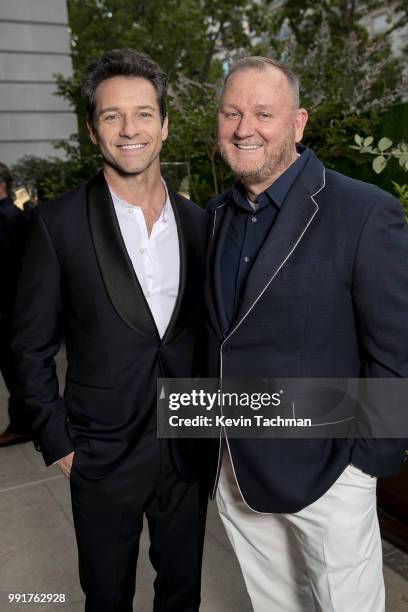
top-left (0, 162), bottom-right (32, 447)
top-left (14, 185), bottom-right (37, 211)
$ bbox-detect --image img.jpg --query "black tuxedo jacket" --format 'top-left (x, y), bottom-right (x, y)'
top-left (206, 149), bottom-right (408, 513)
top-left (12, 172), bottom-right (208, 480)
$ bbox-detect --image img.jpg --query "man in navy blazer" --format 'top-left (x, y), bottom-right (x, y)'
top-left (206, 56), bottom-right (408, 611)
top-left (11, 50), bottom-right (208, 612)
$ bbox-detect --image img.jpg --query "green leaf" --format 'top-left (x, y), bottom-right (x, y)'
top-left (378, 137), bottom-right (392, 152)
top-left (372, 156), bottom-right (387, 174)
top-left (363, 136), bottom-right (374, 147)
top-left (354, 134), bottom-right (363, 145)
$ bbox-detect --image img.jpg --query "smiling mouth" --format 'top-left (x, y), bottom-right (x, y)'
top-left (234, 144), bottom-right (262, 150)
top-left (117, 143), bottom-right (148, 150)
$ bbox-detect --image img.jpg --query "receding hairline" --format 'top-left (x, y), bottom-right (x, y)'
top-left (221, 57), bottom-right (300, 108)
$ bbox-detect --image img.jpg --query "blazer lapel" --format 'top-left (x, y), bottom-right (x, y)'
top-left (87, 171), bottom-right (158, 338)
top-left (230, 157), bottom-right (325, 337)
top-left (208, 201), bottom-right (233, 338)
top-left (162, 186), bottom-right (203, 344)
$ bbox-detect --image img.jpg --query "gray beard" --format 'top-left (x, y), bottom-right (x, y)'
top-left (219, 133), bottom-right (296, 185)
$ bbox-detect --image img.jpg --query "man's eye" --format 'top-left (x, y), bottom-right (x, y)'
top-left (258, 113), bottom-right (272, 119)
top-left (225, 112), bottom-right (239, 119)
top-left (103, 114), bottom-right (120, 122)
top-left (140, 112), bottom-right (153, 118)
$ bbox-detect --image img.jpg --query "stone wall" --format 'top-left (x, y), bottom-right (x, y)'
top-left (0, 0), bottom-right (77, 164)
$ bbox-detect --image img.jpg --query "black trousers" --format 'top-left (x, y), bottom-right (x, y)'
top-left (70, 436), bottom-right (208, 612)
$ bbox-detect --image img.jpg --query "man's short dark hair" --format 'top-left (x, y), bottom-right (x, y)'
top-left (82, 48), bottom-right (168, 126)
top-left (0, 162), bottom-right (13, 194)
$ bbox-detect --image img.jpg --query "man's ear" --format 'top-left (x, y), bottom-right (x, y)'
top-left (294, 108), bottom-right (308, 143)
top-left (86, 119), bottom-right (98, 145)
top-left (161, 115), bottom-right (169, 143)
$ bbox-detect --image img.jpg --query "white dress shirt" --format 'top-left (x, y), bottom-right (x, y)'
top-left (110, 182), bottom-right (180, 339)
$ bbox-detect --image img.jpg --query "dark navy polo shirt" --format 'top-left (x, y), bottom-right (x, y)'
top-left (221, 149), bottom-right (310, 330)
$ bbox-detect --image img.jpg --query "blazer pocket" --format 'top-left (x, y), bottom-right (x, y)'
top-left (281, 260), bottom-right (334, 281)
top-left (65, 380), bottom-right (119, 430)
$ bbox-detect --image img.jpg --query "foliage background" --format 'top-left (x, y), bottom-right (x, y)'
top-left (12, 0), bottom-right (408, 206)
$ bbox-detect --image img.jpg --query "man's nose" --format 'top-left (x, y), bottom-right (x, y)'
top-left (119, 115), bottom-right (139, 138)
top-left (234, 114), bottom-right (255, 139)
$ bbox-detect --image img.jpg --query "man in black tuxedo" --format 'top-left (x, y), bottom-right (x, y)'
top-left (206, 56), bottom-right (408, 611)
top-left (0, 163), bottom-right (32, 446)
top-left (12, 49), bottom-right (208, 612)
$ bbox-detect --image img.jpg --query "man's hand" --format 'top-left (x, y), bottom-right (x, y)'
top-left (57, 451), bottom-right (75, 478)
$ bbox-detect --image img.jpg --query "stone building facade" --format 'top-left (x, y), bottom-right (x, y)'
top-left (0, 0), bottom-right (77, 165)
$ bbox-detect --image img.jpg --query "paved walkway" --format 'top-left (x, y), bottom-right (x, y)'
top-left (0, 350), bottom-right (407, 611)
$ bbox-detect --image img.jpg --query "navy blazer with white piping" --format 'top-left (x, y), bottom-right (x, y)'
top-left (206, 148), bottom-right (408, 513)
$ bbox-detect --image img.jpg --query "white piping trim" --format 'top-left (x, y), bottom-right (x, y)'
top-left (222, 435), bottom-right (272, 514)
top-left (217, 203), bottom-right (315, 350)
top-left (292, 398), bottom-right (356, 427)
top-left (212, 168), bottom-right (327, 505)
top-left (212, 424), bottom-right (224, 496)
top-left (211, 201), bottom-right (228, 243)
top-left (309, 416), bottom-right (355, 427)
top-left (210, 200), bottom-right (229, 492)
top-left (311, 167), bottom-right (326, 199)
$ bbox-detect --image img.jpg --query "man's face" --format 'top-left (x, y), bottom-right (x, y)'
top-left (88, 76), bottom-right (168, 178)
top-left (217, 67), bottom-right (308, 188)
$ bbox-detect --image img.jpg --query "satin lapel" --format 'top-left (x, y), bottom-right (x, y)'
top-left (209, 202), bottom-right (233, 338)
top-left (231, 173), bottom-right (321, 336)
top-left (162, 187), bottom-right (202, 344)
top-left (87, 172), bottom-right (158, 338)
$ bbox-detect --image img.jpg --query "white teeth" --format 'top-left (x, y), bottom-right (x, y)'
top-left (236, 144), bottom-right (262, 150)
top-left (119, 144), bottom-right (146, 149)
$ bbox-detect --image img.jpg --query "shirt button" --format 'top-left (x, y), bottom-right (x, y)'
top-left (140, 248), bottom-right (145, 254)
top-left (244, 256), bottom-right (250, 263)
top-left (251, 216), bottom-right (257, 223)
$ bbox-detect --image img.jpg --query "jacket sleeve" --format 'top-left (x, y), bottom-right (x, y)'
top-left (11, 208), bottom-right (74, 465)
top-left (350, 191), bottom-right (408, 475)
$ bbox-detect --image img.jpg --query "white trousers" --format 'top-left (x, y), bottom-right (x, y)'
top-left (216, 450), bottom-right (385, 612)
